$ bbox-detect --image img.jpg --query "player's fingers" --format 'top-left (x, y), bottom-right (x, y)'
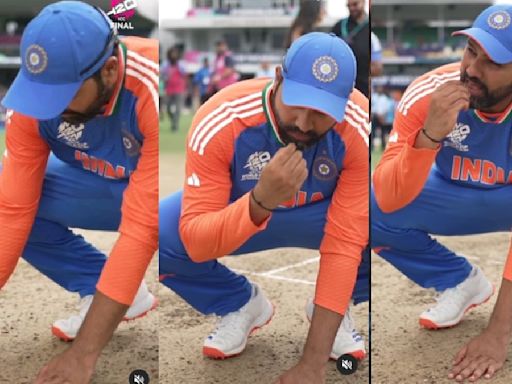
top-left (439, 89), bottom-right (470, 110)
top-left (483, 360), bottom-right (503, 379)
top-left (453, 345), bottom-right (469, 366)
top-left (283, 149), bottom-right (305, 170)
top-left (290, 158), bottom-right (308, 182)
top-left (273, 143), bottom-right (296, 163)
top-left (457, 356), bottom-right (487, 382)
top-left (437, 81), bottom-right (469, 95)
top-left (468, 358), bottom-right (493, 382)
top-left (449, 353), bottom-right (473, 379)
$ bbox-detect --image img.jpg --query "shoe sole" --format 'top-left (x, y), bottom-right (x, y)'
top-left (203, 302), bottom-right (275, 360)
top-left (419, 284), bottom-right (495, 330)
top-left (51, 296), bottom-right (159, 342)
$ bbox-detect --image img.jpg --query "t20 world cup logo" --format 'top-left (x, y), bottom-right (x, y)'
top-left (108, 0), bottom-right (137, 21)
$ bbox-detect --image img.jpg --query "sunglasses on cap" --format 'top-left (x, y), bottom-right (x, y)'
top-left (79, 6), bottom-right (119, 77)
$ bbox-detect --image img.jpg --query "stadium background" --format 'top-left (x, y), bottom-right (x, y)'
top-left (371, 1), bottom-right (511, 383)
top-left (0, 1), bottom-right (159, 383)
top-left (158, 1), bottom-right (370, 383)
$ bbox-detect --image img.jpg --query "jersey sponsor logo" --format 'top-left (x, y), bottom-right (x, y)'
top-left (279, 190), bottom-right (325, 208)
top-left (444, 123), bottom-right (470, 152)
top-left (187, 173), bottom-right (201, 187)
top-left (241, 151), bottom-right (271, 181)
top-left (74, 150), bottom-right (127, 179)
top-left (313, 156), bottom-right (337, 181)
top-left (57, 122), bottom-right (89, 149)
top-left (450, 155), bottom-right (512, 185)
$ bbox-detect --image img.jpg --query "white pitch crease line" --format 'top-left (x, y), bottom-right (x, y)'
top-left (260, 256), bottom-right (320, 276)
top-left (231, 268), bottom-right (316, 285)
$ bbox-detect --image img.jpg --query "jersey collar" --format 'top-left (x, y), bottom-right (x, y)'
top-left (102, 40), bottom-right (127, 117)
top-left (262, 80), bottom-right (286, 146)
top-left (473, 101), bottom-right (512, 124)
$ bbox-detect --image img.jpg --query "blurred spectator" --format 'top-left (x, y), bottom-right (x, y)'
top-left (371, 85), bottom-right (395, 151)
top-left (332, 0), bottom-right (370, 97)
top-left (371, 31), bottom-right (383, 77)
top-left (0, 85), bottom-right (7, 130)
top-left (208, 40), bottom-right (239, 97)
top-left (255, 60), bottom-right (274, 78)
top-left (193, 57), bottom-right (211, 108)
top-left (284, 0), bottom-right (326, 49)
top-left (159, 75), bottom-right (165, 120)
top-left (162, 46), bottom-right (187, 132)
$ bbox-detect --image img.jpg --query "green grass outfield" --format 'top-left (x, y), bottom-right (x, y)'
top-left (0, 130), bottom-right (5, 156)
top-left (371, 148), bottom-right (382, 171)
top-left (159, 113), bottom-right (193, 154)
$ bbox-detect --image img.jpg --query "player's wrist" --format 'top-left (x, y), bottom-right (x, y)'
top-left (250, 188), bottom-right (274, 211)
top-left (421, 127), bottom-right (443, 144)
top-left (485, 319), bottom-right (512, 341)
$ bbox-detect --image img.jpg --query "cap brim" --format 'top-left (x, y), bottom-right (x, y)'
top-left (453, 28), bottom-right (512, 64)
top-left (1, 71), bottom-right (82, 120)
top-left (282, 78), bottom-right (348, 123)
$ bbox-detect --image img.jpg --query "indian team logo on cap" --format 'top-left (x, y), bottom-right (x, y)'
top-left (488, 11), bottom-right (511, 30)
top-left (25, 44), bottom-right (48, 74)
top-left (312, 56), bottom-right (338, 83)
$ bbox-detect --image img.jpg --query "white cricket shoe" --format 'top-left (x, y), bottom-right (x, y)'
top-left (203, 284), bottom-right (274, 359)
top-left (306, 300), bottom-right (366, 360)
top-left (52, 280), bottom-right (158, 341)
top-left (419, 266), bottom-right (494, 329)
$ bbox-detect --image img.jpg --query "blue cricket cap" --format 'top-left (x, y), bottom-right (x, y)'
top-left (453, 5), bottom-right (512, 64)
top-left (2, 1), bottom-right (116, 120)
top-left (281, 32), bottom-right (357, 123)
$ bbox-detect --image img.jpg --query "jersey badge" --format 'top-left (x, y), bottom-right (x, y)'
top-left (57, 121), bottom-right (89, 149)
top-left (241, 151), bottom-right (271, 181)
top-left (444, 122), bottom-right (470, 152)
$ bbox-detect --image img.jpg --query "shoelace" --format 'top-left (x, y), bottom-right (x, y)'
top-left (210, 310), bottom-right (253, 339)
top-left (433, 286), bottom-right (471, 311)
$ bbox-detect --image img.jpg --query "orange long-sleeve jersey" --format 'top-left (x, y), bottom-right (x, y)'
top-left (0, 36), bottom-right (158, 306)
top-left (179, 78), bottom-right (369, 315)
top-left (373, 62), bottom-right (512, 281)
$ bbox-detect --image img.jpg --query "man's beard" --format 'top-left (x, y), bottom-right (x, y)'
top-left (61, 77), bottom-right (114, 125)
top-left (460, 70), bottom-right (512, 111)
top-left (270, 89), bottom-right (327, 150)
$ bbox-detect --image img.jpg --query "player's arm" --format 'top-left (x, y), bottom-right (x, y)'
top-left (0, 111), bottom-right (50, 288)
top-left (448, 278), bottom-right (512, 382)
top-left (180, 105), bottom-right (307, 262)
top-left (487, 241), bottom-right (512, 338)
top-left (179, 118), bottom-right (270, 262)
top-left (303, 97), bottom-right (370, 373)
top-left (56, 90), bottom-right (158, 364)
top-left (373, 79), bottom-right (468, 213)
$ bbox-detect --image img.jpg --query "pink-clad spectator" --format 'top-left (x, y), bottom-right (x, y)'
top-left (162, 46), bottom-right (187, 132)
top-left (208, 40), bottom-right (239, 96)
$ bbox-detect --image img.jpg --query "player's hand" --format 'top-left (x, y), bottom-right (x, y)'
top-left (448, 328), bottom-right (509, 382)
top-left (33, 346), bottom-right (97, 384)
top-left (253, 143), bottom-right (308, 210)
top-left (273, 361), bottom-right (325, 384)
top-left (422, 80), bottom-right (470, 142)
